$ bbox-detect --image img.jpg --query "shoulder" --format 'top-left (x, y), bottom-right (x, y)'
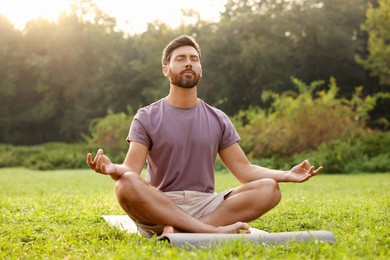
top-left (198, 99), bottom-right (228, 116)
top-left (198, 99), bottom-right (231, 121)
top-left (139, 98), bottom-right (164, 112)
top-left (136, 99), bottom-right (164, 117)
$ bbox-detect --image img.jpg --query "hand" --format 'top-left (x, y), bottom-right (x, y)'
top-left (86, 149), bottom-right (116, 175)
top-left (285, 160), bottom-right (322, 183)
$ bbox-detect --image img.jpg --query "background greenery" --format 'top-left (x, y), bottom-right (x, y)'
top-left (0, 168), bottom-right (388, 259)
top-left (1, 76), bottom-right (388, 173)
top-left (1, 0), bottom-right (389, 145)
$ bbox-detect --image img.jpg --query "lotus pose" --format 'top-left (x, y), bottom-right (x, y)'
top-left (87, 35), bottom-right (322, 238)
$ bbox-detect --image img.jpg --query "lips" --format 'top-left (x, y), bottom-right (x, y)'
top-left (181, 70), bottom-right (196, 76)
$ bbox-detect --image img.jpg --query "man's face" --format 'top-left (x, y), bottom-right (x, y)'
top-left (163, 46), bottom-right (202, 88)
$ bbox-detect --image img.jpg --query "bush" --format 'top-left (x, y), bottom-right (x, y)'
top-left (292, 130), bottom-right (390, 173)
top-left (0, 143), bottom-right (94, 170)
top-left (85, 110), bottom-right (134, 154)
top-left (0, 108), bottom-right (135, 170)
top-left (233, 78), bottom-right (375, 158)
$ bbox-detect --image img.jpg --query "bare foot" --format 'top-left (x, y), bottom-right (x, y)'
top-left (162, 222), bottom-right (250, 234)
top-left (163, 225), bottom-right (175, 234)
top-left (216, 222), bottom-right (250, 234)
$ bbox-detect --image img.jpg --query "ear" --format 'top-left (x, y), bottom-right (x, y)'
top-left (162, 65), bottom-right (168, 77)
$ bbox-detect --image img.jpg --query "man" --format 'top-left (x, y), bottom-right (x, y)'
top-left (87, 35), bottom-right (322, 238)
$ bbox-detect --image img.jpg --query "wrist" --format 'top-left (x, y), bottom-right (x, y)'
top-left (109, 164), bottom-right (122, 181)
top-left (280, 171), bottom-right (290, 182)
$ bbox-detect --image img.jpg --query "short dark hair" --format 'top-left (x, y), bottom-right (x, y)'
top-left (161, 35), bottom-right (201, 65)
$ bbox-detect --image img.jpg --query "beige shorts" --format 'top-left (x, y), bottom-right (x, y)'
top-left (136, 189), bottom-right (234, 238)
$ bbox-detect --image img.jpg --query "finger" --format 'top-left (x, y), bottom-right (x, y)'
top-left (305, 168), bottom-right (316, 180)
top-left (101, 163), bottom-right (107, 174)
top-left (312, 166), bottom-right (323, 175)
top-left (86, 153), bottom-right (94, 168)
top-left (93, 149), bottom-right (104, 162)
top-left (95, 154), bottom-right (105, 173)
top-left (300, 159), bottom-right (310, 170)
top-left (304, 159), bottom-right (312, 169)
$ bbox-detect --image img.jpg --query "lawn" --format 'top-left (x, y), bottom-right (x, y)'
top-left (0, 168), bottom-right (389, 259)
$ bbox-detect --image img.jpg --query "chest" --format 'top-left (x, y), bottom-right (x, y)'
top-left (151, 108), bottom-right (222, 151)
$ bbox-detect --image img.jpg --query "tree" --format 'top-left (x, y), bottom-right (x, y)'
top-left (0, 16), bottom-right (25, 143)
top-left (200, 0), bottom-right (372, 115)
top-left (287, 0), bottom-right (371, 96)
top-left (0, 1), bottom-right (137, 144)
top-left (357, 0), bottom-right (390, 86)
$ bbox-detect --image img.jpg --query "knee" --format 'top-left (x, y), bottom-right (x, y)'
top-left (258, 178), bottom-right (282, 204)
top-left (259, 178), bottom-right (280, 190)
top-left (115, 172), bottom-right (142, 201)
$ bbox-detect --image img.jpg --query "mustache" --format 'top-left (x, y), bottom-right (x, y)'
top-left (180, 69), bottom-right (196, 76)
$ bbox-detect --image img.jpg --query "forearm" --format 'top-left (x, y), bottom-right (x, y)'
top-left (220, 144), bottom-right (291, 183)
top-left (221, 145), bottom-right (320, 183)
top-left (237, 164), bottom-right (289, 183)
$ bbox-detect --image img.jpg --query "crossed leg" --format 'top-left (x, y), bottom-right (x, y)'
top-left (115, 172), bottom-right (281, 235)
top-left (199, 178), bottom-right (282, 226)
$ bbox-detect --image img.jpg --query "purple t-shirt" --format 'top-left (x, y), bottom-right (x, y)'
top-left (127, 98), bottom-right (240, 193)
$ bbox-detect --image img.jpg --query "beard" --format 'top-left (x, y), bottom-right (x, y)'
top-left (170, 69), bottom-right (201, 89)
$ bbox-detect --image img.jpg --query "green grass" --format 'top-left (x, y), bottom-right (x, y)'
top-left (0, 168), bottom-right (389, 259)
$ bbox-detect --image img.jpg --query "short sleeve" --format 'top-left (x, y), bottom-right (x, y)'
top-left (127, 110), bottom-right (152, 149)
top-left (218, 113), bottom-right (241, 151)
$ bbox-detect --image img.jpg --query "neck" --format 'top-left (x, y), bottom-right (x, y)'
top-left (165, 85), bottom-right (198, 108)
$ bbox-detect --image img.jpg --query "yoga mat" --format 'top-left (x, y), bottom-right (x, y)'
top-left (160, 230), bottom-right (337, 248)
top-left (102, 215), bottom-right (336, 247)
top-left (102, 215), bottom-right (139, 234)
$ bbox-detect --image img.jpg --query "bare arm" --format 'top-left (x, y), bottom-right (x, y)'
top-left (86, 141), bottom-right (148, 181)
top-left (219, 143), bottom-right (322, 183)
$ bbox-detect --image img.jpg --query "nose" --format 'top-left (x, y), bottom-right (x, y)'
top-left (184, 57), bottom-right (193, 68)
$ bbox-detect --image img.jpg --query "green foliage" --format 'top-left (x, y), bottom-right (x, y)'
top-left (209, 0), bottom-right (371, 115)
top-left (85, 110), bottom-right (134, 154)
top-left (233, 78), bottom-right (369, 158)
top-left (295, 130), bottom-right (390, 173)
top-left (0, 169), bottom-right (388, 259)
top-left (243, 130), bottom-right (390, 174)
top-left (0, 143), bottom-right (92, 170)
top-left (357, 0), bottom-right (390, 85)
top-left (230, 77), bottom-right (390, 174)
top-left (0, 110), bottom-right (134, 170)
top-left (0, 3), bottom-right (136, 144)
